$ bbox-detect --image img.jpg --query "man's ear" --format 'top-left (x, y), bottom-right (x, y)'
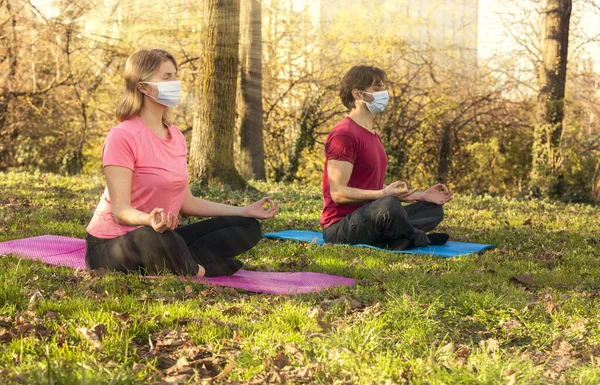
top-left (351, 88), bottom-right (363, 103)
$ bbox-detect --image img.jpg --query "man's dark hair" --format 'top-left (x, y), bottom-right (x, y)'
top-left (339, 65), bottom-right (387, 110)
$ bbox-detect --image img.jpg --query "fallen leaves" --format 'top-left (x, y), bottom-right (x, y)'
top-left (76, 325), bottom-right (105, 351)
top-left (541, 338), bottom-right (582, 380)
top-left (542, 295), bottom-right (560, 314)
top-left (207, 315), bottom-right (238, 330)
top-left (279, 253), bottom-right (313, 270)
top-left (503, 369), bottom-right (517, 385)
top-left (269, 349), bottom-right (291, 369)
top-left (212, 361), bottom-right (236, 381)
top-left (510, 273), bottom-right (535, 287)
top-left (152, 329), bottom-right (188, 350)
top-left (134, 327), bottom-right (232, 383)
top-left (535, 250), bottom-right (563, 263)
top-left (250, 354), bottom-right (323, 385)
top-left (499, 318), bottom-right (522, 331)
top-left (0, 314), bottom-right (50, 344)
top-left (27, 290), bottom-right (43, 311)
top-left (308, 306), bottom-right (334, 332)
top-left (479, 338), bottom-right (499, 354)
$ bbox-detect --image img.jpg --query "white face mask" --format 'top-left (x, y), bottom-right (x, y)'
top-left (361, 90), bottom-right (389, 114)
top-left (141, 80), bottom-right (182, 108)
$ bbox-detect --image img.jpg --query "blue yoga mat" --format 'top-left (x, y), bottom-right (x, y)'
top-left (264, 230), bottom-right (495, 258)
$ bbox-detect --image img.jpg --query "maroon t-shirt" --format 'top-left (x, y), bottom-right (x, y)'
top-left (320, 117), bottom-right (388, 228)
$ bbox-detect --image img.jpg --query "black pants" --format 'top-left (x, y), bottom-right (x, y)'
top-left (85, 216), bottom-right (261, 277)
top-left (323, 197), bottom-right (444, 250)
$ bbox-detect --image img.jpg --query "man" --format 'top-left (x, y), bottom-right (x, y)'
top-left (321, 65), bottom-right (452, 250)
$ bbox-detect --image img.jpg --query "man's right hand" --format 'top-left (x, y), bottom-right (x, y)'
top-left (384, 181), bottom-right (418, 202)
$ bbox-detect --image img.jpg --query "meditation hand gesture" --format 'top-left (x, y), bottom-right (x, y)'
top-left (420, 184), bottom-right (453, 205)
top-left (148, 208), bottom-right (178, 233)
top-left (242, 197), bottom-right (280, 219)
top-left (384, 181), bottom-right (419, 202)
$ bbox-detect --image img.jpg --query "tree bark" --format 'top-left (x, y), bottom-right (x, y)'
top-left (189, 0), bottom-right (247, 190)
top-left (238, 0), bottom-right (266, 181)
top-left (530, 0), bottom-right (571, 198)
top-left (0, 0), bottom-right (18, 170)
top-left (436, 125), bottom-right (452, 184)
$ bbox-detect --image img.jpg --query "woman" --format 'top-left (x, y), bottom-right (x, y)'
top-left (86, 49), bottom-right (279, 277)
top-left (321, 65), bottom-right (451, 249)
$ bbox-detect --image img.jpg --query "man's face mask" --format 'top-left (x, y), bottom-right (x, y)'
top-left (360, 90), bottom-right (389, 114)
top-left (141, 80), bottom-right (182, 108)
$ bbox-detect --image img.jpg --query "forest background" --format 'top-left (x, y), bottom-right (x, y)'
top-left (0, 0), bottom-right (599, 201)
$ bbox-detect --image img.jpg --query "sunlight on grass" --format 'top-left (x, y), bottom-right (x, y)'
top-left (1, 171), bottom-right (600, 384)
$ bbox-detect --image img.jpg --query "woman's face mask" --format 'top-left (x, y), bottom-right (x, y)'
top-left (141, 80), bottom-right (182, 108)
top-left (360, 90), bottom-right (389, 114)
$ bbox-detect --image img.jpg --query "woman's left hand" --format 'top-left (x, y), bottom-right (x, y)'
top-left (242, 197), bottom-right (280, 219)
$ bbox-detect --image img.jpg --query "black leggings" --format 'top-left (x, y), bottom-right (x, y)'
top-left (85, 216), bottom-right (262, 277)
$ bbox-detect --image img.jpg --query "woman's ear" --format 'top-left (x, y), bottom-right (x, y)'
top-left (137, 82), bottom-right (148, 96)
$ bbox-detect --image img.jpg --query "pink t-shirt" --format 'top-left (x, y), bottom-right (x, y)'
top-left (86, 116), bottom-right (189, 239)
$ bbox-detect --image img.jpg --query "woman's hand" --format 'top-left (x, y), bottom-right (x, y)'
top-left (148, 208), bottom-right (178, 233)
top-left (242, 197), bottom-right (280, 219)
top-left (420, 184), bottom-right (453, 205)
top-left (384, 181), bottom-right (419, 202)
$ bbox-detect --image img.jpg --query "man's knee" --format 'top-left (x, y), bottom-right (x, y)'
top-left (424, 202), bottom-right (444, 221)
top-left (373, 196), bottom-right (402, 211)
top-left (429, 203), bottom-right (444, 222)
top-left (372, 196), bottom-right (406, 216)
top-left (419, 202), bottom-right (444, 229)
top-left (369, 196), bottom-right (411, 228)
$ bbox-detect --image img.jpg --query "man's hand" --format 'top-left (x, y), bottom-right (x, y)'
top-left (419, 183), bottom-right (453, 205)
top-left (384, 181), bottom-right (419, 202)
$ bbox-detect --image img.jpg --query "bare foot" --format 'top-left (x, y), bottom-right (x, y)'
top-left (197, 264), bottom-right (205, 278)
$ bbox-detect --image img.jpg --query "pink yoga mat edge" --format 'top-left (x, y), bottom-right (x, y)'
top-left (0, 235), bottom-right (355, 295)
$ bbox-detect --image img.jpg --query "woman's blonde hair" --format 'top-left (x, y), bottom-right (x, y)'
top-left (116, 49), bottom-right (178, 124)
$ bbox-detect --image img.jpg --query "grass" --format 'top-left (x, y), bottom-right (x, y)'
top-left (1, 170), bottom-right (600, 384)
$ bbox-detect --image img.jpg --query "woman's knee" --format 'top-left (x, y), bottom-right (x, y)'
top-left (243, 217), bottom-right (262, 245)
top-left (223, 216), bottom-right (263, 248)
top-left (139, 231), bottom-right (183, 260)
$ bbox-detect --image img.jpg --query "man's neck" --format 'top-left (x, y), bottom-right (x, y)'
top-left (348, 107), bottom-right (375, 132)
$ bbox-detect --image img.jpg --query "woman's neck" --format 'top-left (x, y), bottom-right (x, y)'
top-left (348, 107), bottom-right (375, 132)
top-left (139, 106), bottom-right (167, 135)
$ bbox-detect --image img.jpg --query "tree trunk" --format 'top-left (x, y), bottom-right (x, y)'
top-left (436, 125), bottom-right (452, 184)
top-left (64, 23), bottom-right (85, 175)
top-left (284, 95), bottom-right (322, 182)
top-left (189, 0), bottom-right (247, 190)
top-left (530, 0), bottom-right (571, 198)
top-left (238, 0), bottom-right (266, 181)
top-left (0, 0), bottom-right (18, 170)
top-left (592, 159), bottom-right (600, 204)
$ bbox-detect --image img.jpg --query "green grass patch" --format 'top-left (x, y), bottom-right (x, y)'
top-left (1, 171), bottom-right (600, 384)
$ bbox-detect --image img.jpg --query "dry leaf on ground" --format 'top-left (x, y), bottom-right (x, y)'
top-left (510, 274), bottom-right (535, 287)
top-left (77, 327), bottom-right (102, 351)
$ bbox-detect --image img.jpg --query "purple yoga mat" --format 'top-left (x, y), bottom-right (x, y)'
top-left (0, 235), bottom-right (354, 295)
